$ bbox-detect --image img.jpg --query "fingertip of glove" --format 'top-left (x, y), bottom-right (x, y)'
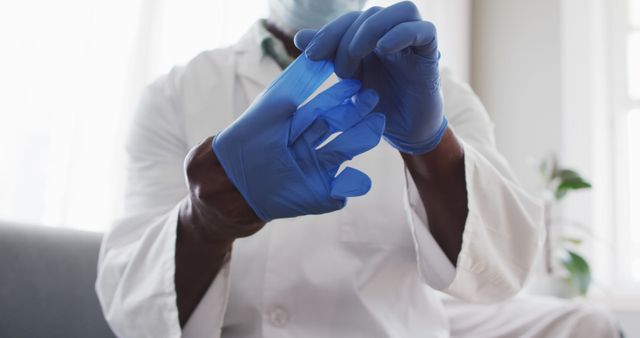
top-left (330, 167), bottom-right (372, 199)
top-left (304, 30), bottom-right (327, 60)
top-left (294, 29), bottom-right (317, 51)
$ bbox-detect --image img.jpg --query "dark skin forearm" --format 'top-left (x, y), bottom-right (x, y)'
top-left (173, 24), bottom-right (294, 327)
top-left (175, 217), bottom-right (232, 327)
top-left (402, 128), bottom-right (468, 265)
top-left (176, 137), bottom-right (265, 327)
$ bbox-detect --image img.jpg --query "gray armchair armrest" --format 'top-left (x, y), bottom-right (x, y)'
top-left (0, 222), bottom-right (115, 338)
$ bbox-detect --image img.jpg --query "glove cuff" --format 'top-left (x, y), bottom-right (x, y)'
top-left (212, 136), bottom-right (271, 222)
top-left (386, 117), bottom-right (449, 155)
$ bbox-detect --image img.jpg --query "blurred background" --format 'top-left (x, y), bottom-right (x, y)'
top-left (0, 0), bottom-right (638, 335)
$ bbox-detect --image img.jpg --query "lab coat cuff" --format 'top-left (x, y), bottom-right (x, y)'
top-left (152, 200), bottom-right (234, 338)
top-left (102, 204), bottom-right (184, 338)
top-left (442, 140), bottom-right (543, 303)
top-left (404, 138), bottom-right (543, 302)
top-left (163, 205), bottom-right (183, 338)
top-left (102, 201), bottom-right (233, 338)
top-left (404, 167), bottom-right (457, 291)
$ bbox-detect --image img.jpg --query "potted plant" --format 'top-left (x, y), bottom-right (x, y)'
top-left (537, 153), bottom-right (593, 297)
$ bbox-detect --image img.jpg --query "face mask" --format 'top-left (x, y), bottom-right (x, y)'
top-left (269, 0), bottom-right (367, 33)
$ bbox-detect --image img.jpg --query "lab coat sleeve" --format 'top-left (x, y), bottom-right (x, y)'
top-left (405, 69), bottom-right (544, 303)
top-left (95, 70), bottom-right (231, 338)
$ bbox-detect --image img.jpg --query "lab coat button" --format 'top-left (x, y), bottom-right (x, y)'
top-left (268, 307), bottom-right (289, 327)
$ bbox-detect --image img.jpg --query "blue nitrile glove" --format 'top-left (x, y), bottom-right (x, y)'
top-left (213, 54), bottom-right (385, 222)
top-left (293, 1), bottom-right (447, 155)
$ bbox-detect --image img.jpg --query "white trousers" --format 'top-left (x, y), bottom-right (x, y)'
top-left (443, 294), bottom-right (620, 338)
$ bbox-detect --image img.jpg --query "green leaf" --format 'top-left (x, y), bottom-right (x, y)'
top-left (555, 177), bottom-right (592, 200)
top-left (557, 169), bottom-right (581, 181)
top-left (561, 250), bottom-right (591, 295)
top-left (558, 178), bottom-right (592, 190)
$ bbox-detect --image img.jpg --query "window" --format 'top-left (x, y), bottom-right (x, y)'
top-left (613, 0), bottom-right (640, 289)
top-left (0, 0), bottom-right (267, 231)
top-left (560, 0), bottom-right (640, 299)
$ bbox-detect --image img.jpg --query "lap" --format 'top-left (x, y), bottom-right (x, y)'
top-left (441, 293), bottom-right (619, 338)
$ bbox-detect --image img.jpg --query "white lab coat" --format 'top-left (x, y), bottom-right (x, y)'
top-left (96, 22), bottom-right (543, 338)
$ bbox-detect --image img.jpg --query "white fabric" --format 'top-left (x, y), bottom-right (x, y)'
top-left (442, 293), bottom-right (620, 338)
top-left (96, 22), bottom-right (543, 338)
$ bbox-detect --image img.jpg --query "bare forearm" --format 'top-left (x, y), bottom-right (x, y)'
top-left (175, 136), bottom-right (264, 327)
top-left (402, 128), bottom-right (468, 265)
top-left (175, 216), bottom-right (232, 327)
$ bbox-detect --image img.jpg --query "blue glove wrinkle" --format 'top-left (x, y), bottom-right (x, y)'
top-left (302, 118), bottom-right (334, 148)
top-left (289, 79), bottom-right (361, 143)
top-left (375, 21), bottom-right (438, 59)
top-left (334, 6), bottom-right (382, 78)
top-left (347, 1), bottom-right (421, 60)
top-left (214, 54), bottom-right (383, 221)
top-left (317, 89), bottom-right (379, 134)
top-left (299, 2), bottom-right (448, 155)
top-left (318, 112), bottom-right (385, 175)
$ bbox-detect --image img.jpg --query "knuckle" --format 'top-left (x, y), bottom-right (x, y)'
top-left (359, 17), bottom-right (375, 32)
top-left (183, 147), bottom-right (201, 181)
top-left (424, 20), bottom-right (437, 34)
top-left (400, 0), bottom-right (419, 14)
top-left (327, 11), bottom-right (360, 32)
top-left (364, 6), bottom-right (382, 16)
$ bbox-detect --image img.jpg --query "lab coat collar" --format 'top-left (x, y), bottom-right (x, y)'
top-left (234, 21), bottom-right (281, 89)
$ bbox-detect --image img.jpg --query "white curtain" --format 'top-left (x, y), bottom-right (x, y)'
top-left (0, 0), bottom-right (468, 231)
top-left (0, 0), bottom-right (267, 231)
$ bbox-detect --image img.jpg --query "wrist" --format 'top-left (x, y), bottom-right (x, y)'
top-left (401, 128), bottom-right (464, 181)
top-left (181, 136), bottom-right (265, 243)
top-left (178, 199), bottom-right (235, 255)
top-left (389, 116), bottom-right (448, 155)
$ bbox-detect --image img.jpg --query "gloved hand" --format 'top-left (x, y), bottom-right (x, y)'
top-left (213, 54), bottom-right (385, 222)
top-left (294, 1), bottom-right (447, 155)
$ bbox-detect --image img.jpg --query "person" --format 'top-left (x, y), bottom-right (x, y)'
top-left (94, 1), bottom-right (609, 337)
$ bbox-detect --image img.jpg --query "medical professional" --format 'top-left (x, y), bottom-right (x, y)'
top-left (96, 1), bottom-right (555, 337)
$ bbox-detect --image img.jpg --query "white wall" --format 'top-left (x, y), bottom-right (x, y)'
top-left (471, 0), bottom-right (563, 194)
top-left (421, 0), bottom-right (471, 82)
top-left (470, 0), bottom-right (612, 227)
top-left (471, 1), bottom-right (640, 335)
top-left (470, 0), bottom-right (616, 284)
